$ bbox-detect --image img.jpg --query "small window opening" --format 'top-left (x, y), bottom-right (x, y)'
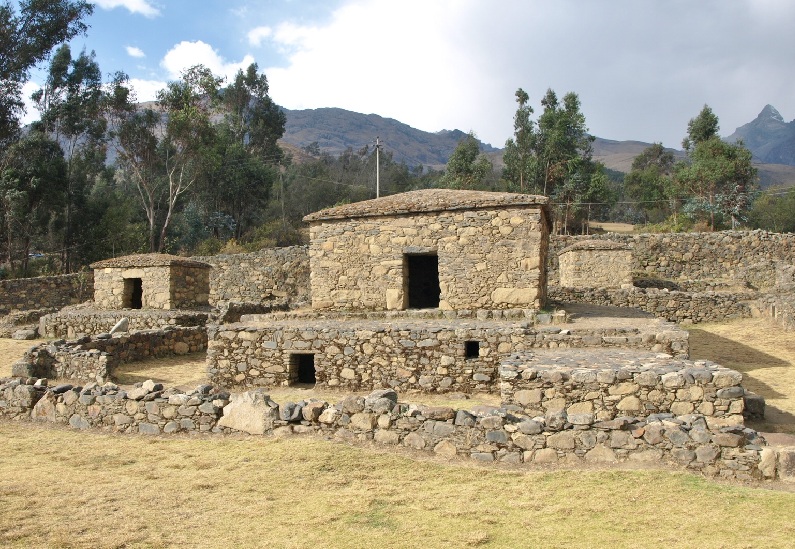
top-left (465, 340), bottom-right (480, 359)
top-left (406, 253), bottom-right (441, 309)
top-left (123, 278), bottom-right (143, 309)
top-left (289, 353), bottom-right (316, 385)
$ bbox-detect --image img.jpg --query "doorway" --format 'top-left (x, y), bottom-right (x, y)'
top-left (405, 253), bottom-right (441, 309)
top-left (123, 278), bottom-right (143, 309)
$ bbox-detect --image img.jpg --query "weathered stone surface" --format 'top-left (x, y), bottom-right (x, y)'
top-left (217, 390), bottom-right (279, 434)
top-left (585, 444), bottom-right (617, 463)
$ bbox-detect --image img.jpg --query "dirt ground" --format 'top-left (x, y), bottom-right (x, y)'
top-left (688, 317), bottom-right (795, 435)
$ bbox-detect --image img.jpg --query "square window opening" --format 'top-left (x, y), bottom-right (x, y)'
top-left (465, 340), bottom-right (480, 359)
top-left (289, 353), bottom-right (316, 385)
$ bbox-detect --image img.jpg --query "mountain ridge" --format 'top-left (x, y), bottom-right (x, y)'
top-left (280, 105), bottom-right (795, 188)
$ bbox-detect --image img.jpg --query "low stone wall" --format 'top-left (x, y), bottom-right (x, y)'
top-left (500, 349), bottom-right (746, 425)
top-left (0, 380), bottom-right (780, 481)
top-left (39, 308), bottom-right (210, 339)
top-left (549, 286), bottom-right (753, 324)
top-left (754, 294), bottom-right (795, 331)
top-left (12, 326), bottom-right (207, 383)
top-left (193, 246), bottom-right (310, 307)
top-left (549, 230), bottom-right (795, 290)
top-left (207, 314), bottom-right (688, 393)
top-left (0, 272), bottom-right (93, 316)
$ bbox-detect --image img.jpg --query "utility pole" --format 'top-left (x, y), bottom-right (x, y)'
top-left (374, 136), bottom-right (382, 198)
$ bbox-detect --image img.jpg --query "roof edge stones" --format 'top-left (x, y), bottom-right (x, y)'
top-left (90, 253), bottom-right (212, 270)
top-left (303, 189), bottom-right (549, 223)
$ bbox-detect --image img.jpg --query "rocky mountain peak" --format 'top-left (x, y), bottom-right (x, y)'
top-left (757, 104), bottom-right (784, 123)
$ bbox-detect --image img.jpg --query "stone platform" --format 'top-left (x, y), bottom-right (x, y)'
top-left (206, 308), bottom-right (689, 393)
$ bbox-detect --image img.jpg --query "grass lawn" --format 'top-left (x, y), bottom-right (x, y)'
top-left (1, 421), bottom-right (794, 548)
top-left (3, 316), bottom-right (795, 547)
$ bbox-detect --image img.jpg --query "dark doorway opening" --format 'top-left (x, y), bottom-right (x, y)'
top-left (465, 340), bottom-right (480, 359)
top-left (406, 254), bottom-right (440, 309)
top-left (124, 278), bottom-right (143, 309)
top-left (290, 353), bottom-right (316, 385)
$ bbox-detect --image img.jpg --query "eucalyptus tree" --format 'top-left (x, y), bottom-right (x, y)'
top-left (502, 88), bottom-right (535, 193)
top-left (0, 132), bottom-right (66, 274)
top-left (31, 44), bottom-right (106, 271)
top-left (107, 65), bottom-right (223, 252)
top-left (0, 0), bottom-right (92, 145)
top-left (674, 105), bottom-right (757, 229)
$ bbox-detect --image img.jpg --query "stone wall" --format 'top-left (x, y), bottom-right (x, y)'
top-left (194, 246), bottom-right (310, 307)
top-left (753, 295), bottom-right (795, 331)
top-left (549, 230), bottom-right (795, 289)
top-left (500, 349), bottom-right (746, 424)
top-left (558, 241), bottom-right (632, 288)
top-left (0, 380), bottom-right (780, 481)
top-left (206, 314), bottom-right (688, 392)
top-left (308, 205), bottom-right (549, 311)
top-left (39, 309), bottom-right (210, 339)
top-left (0, 272), bottom-right (93, 316)
top-left (93, 263), bottom-right (210, 310)
top-left (549, 286), bottom-right (754, 324)
top-left (12, 326), bottom-right (207, 383)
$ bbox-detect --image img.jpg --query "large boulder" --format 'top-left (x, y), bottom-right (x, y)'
top-left (217, 389), bottom-right (280, 435)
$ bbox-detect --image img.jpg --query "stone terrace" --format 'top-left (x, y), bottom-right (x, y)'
top-left (206, 308), bottom-right (688, 393)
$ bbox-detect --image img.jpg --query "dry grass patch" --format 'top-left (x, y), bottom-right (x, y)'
top-left (0, 338), bottom-right (46, 378)
top-left (1, 421), bottom-right (794, 548)
top-left (113, 352), bottom-right (207, 390)
top-left (688, 317), bottom-right (795, 434)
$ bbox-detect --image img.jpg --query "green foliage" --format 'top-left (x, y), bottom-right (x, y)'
top-left (0, 0), bottom-right (93, 144)
top-left (0, 131), bottom-right (67, 275)
top-left (674, 134), bottom-right (757, 230)
top-left (682, 104), bottom-right (719, 151)
top-left (439, 132), bottom-right (493, 190)
top-left (748, 188), bottom-right (795, 233)
top-left (623, 143), bottom-right (676, 223)
top-left (502, 88), bottom-right (535, 192)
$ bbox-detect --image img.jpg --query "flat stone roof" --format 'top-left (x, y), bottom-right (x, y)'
top-left (303, 189), bottom-right (549, 222)
top-left (90, 253), bottom-right (211, 269)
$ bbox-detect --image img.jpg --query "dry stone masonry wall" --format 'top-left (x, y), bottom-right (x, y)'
top-left (305, 190), bottom-right (550, 311)
top-left (0, 380), bottom-right (783, 482)
top-left (12, 326), bottom-right (207, 383)
top-left (39, 309), bottom-right (210, 339)
top-left (0, 272), bottom-right (93, 316)
top-left (194, 246), bottom-right (310, 307)
top-left (550, 286), bottom-right (754, 324)
top-left (558, 240), bottom-right (632, 288)
top-left (500, 349), bottom-right (747, 425)
top-left (206, 314), bottom-right (688, 393)
top-left (550, 230), bottom-right (795, 290)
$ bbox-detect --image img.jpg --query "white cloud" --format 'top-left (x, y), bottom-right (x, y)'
top-left (94, 0), bottom-right (160, 18)
top-left (161, 40), bottom-right (255, 83)
top-left (20, 81), bottom-right (42, 125)
top-left (258, 0), bottom-right (795, 150)
top-left (126, 46), bottom-right (146, 58)
top-left (128, 78), bottom-right (167, 102)
top-left (247, 26), bottom-right (273, 47)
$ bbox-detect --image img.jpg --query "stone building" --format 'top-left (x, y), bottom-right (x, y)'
top-left (303, 189), bottom-right (552, 311)
top-left (558, 240), bottom-right (632, 289)
top-left (208, 189), bottom-right (573, 392)
top-left (90, 254), bottom-right (211, 310)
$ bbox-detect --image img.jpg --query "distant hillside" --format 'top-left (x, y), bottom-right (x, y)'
top-left (281, 107), bottom-right (498, 170)
top-left (727, 105), bottom-right (795, 166)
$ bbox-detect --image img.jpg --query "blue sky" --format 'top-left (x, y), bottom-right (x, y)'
top-left (22, 0), bottom-right (795, 151)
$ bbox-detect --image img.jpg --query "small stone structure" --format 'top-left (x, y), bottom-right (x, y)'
top-left (558, 240), bottom-right (632, 288)
top-left (304, 189), bottom-right (551, 311)
top-left (12, 326), bottom-right (207, 383)
top-left (90, 253), bottom-right (211, 311)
